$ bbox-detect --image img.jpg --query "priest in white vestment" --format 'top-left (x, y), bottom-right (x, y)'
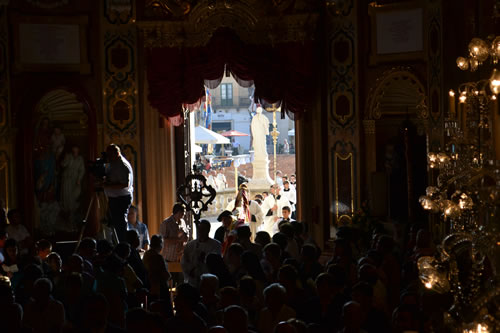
top-left (261, 185), bottom-right (290, 235)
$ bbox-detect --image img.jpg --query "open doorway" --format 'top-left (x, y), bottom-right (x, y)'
top-left (191, 74), bottom-right (297, 238)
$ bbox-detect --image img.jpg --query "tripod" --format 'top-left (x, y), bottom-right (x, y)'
top-left (74, 187), bottom-right (119, 252)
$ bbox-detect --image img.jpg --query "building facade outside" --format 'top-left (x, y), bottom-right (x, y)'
top-left (201, 76), bottom-right (295, 155)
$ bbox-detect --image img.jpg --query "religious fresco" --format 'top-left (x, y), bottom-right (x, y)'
top-left (32, 89), bottom-right (90, 235)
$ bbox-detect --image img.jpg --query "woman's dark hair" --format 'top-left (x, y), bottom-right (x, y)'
top-left (3, 239), bottom-right (18, 265)
top-left (176, 283), bottom-right (200, 309)
top-left (96, 239), bottom-right (113, 255)
top-left (114, 242), bottom-right (131, 259)
top-left (172, 203), bottom-right (185, 214)
top-left (241, 251), bottom-right (266, 282)
top-left (6, 209), bottom-right (18, 221)
top-left (5, 238), bottom-right (17, 249)
top-left (272, 232), bottom-right (288, 251)
top-left (36, 239), bottom-right (52, 252)
top-left (255, 231), bottom-right (271, 247)
top-left (238, 275), bottom-right (257, 297)
top-left (206, 253), bottom-right (235, 288)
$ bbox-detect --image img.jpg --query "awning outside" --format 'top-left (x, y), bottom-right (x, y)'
top-left (195, 126), bottom-right (231, 144)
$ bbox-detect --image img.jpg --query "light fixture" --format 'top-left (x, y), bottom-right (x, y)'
top-left (458, 36), bottom-right (500, 71)
top-left (419, 33), bottom-right (500, 331)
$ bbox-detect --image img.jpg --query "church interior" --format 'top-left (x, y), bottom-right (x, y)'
top-left (1, 0), bottom-right (500, 332)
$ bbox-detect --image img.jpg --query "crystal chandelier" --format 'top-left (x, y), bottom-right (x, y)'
top-left (418, 35), bottom-right (500, 332)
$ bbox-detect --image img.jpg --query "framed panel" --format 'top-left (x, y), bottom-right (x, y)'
top-left (369, 2), bottom-right (426, 65)
top-left (333, 151), bottom-right (354, 223)
top-left (11, 14), bottom-right (91, 74)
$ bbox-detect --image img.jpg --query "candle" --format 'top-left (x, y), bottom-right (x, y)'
top-left (459, 93), bottom-right (467, 135)
top-left (449, 90), bottom-right (456, 118)
top-left (493, 95), bottom-right (500, 160)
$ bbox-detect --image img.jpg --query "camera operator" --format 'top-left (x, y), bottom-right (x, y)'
top-left (103, 144), bottom-right (133, 242)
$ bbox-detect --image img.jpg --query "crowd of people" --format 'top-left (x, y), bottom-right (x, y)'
top-left (0, 170), bottom-right (443, 333)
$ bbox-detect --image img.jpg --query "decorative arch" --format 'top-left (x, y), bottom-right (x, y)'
top-left (19, 86), bottom-right (98, 236)
top-left (365, 67), bottom-right (428, 122)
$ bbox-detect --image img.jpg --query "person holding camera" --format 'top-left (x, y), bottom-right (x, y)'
top-left (103, 144), bottom-right (134, 242)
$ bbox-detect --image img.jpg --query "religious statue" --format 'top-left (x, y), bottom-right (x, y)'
top-left (249, 107), bottom-right (273, 189)
top-left (34, 117), bottom-right (56, 203)
top-left (51, 126), bottom-right (66, 161)
top-left (60, 145), bottom-right (85, 224)
top-left (251, 106), bottom-right (270, 158)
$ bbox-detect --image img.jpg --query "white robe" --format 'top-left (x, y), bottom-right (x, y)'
top-left (60, 153), bottom-right (85, 214)
top-left (216, 173), bottom-right (227, 189)
top-left (282, 187), bottom-right (297, 212)
top-left (206, 175), bottom-right (218, 191)
top-left (261, 195), bottom-right (291, 235)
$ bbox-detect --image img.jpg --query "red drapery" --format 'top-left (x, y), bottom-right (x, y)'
top-left (146, 28), bottom-right (317, 122)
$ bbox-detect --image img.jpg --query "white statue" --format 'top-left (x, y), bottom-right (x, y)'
top-left (60, 146), bottom-right (85, 219)
top-left (251, 107), bottom-right (270, 158)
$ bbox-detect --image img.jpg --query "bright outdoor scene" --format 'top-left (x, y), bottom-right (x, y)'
top-left (189, 75), bottom-right (296, 236)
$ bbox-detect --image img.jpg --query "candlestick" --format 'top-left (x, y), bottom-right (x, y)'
top-left (459, 93), bottom-right (467, 135)
top-left (449, 90), bottom-right (456, 118)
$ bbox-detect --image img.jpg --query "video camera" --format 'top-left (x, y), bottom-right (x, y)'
top-left (88, 152), bottom-right (107, 180)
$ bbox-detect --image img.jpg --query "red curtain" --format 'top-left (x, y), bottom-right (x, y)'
top-left (146, 28), bottom-right (317, 122)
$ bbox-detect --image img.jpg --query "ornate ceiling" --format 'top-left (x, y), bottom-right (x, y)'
top-left (137, 0), bottom-right (321, 47)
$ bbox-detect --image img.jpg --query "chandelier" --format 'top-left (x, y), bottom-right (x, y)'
top-left (418, 35), bottom-right (500, 333)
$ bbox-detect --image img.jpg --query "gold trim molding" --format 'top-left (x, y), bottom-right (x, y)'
top-left (363, 119), bottom-right (376, 135)
top-left (334, 152), bottom-right (354, 221)
top-left (138, 1), bottom-right (319, 47)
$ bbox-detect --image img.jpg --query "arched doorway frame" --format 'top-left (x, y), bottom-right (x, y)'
top-left (363, 67), bottom-right (429, 220)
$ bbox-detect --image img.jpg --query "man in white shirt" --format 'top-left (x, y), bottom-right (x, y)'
top-left (160, 203), bottom-right (189, 262)
top-left (104, 144), bottom-right (134, 242)
top-left (216, 168), bottom-right (228, 189)
top-left (261, 185), bottom-right (290, 235)
top-left (181, 220), bottom-right (221, 287)
top-left (275, 170), bottom-right (283, 187)
top-left (206, 170), bottom-right (218, 191)
top-left (6, 209), bottom-right (31, 254)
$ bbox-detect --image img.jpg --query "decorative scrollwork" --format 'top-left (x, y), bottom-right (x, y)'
top-left (177, 170), bottom-right (217, 225)
top-left (365, 67), bottom-right (428, 121)
top-left (146, 0), bottom-right (193, 17)
top-left (139, 0), bottom-right (320, 47)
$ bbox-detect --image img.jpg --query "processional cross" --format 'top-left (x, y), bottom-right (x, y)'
top-left (265, 103), bottom-right (281, 182)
